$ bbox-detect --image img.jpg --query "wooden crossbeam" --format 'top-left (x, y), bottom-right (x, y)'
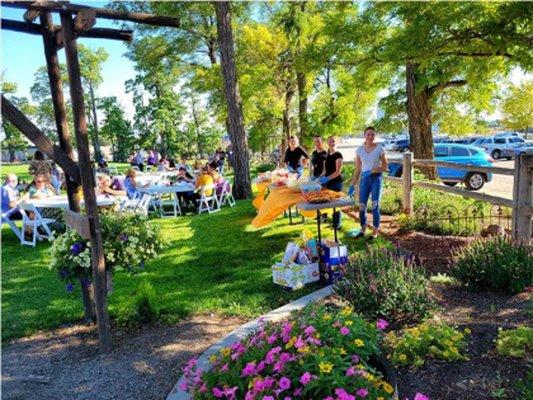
top-left (3, 1), bottom-right (180, 28)
top-left (74, 9), bottom-right (96, 33)
top-left (1, 18), bottom-right (133, 42)
top-left (1, 95), bottom-right (81, 184)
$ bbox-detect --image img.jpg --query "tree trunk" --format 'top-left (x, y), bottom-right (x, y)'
top-left (406, 62), bottom-right (437, 180)
top-left (88, 82), bottom-right (102, 161)
top-left (80, 279), bottom-right (96, 322)
top-left (8, 147), bottom-right (16, 163)
top-left (297, 72), bottom-right (308, 144)
top-left (214, 1), bottom-right (251, 199)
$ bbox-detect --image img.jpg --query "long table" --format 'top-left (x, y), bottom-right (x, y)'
top-left (22, 195), bottom-right (121, 209)
top-left (138, 183), bottom-right (195, 217)
top-left (297, 198), bottom-right (355, 243)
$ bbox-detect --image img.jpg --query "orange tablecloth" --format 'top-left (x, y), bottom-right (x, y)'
top-left (252, 181), bottom-right (270, 210)
top-left (251, 187), bottom-right (316, 228)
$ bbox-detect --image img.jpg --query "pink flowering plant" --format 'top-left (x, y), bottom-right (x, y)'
top-left (181, 304), bottom-right (396, 399)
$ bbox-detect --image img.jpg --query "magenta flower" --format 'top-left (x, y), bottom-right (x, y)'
top-left (414, 394), bottom-right (430, 400)
top-left (279, 377), bottom-right (291, 391)
top-left (199, 383), bottom-right (207, 393)
top-left (213, 387), bottom-right (224, 398)
top-left (224, 386), bottom-right (238, 399)
top-left (351, 355), bottom-right (360, 363)
top-left (284, 397), bottom-right (292, 400)
top-left (282, 322), bottom-right (293, 338)
top-left (335, 388), bottom-right (355, 400)
top-left (273, 360), bottom-right (284, 373)
top-left (376, 318), bottom-right (389, 330)
top-left (256, 360), bottom-right (266, 373)
top-left (293, 388), bottom-right (302, 396)
top-left (265, 346), bottom-right (282, 364)
top-left (279, 352), bottom-right (294, 363)
top-left (323, 397), bottom-right (334, 400)
top-left (333, 320), bottom-right (342, 328)
top-left (219, 363), bottom-right (229, 372)
top-left (263, 396), bottom-right (274, 400)
top-left (241, 362), bottom-right (256, 377)
top-left (263, 376), bottom-right (275, 389)
top-left (294, 336), bottom-right (306, 349)
top-left (340, 326), bottom-right (350, 335)
top-left (346, 366), bottom-right (356, 377)
top-left (356, 388), bottom-right (368, 398)
top-left (304, 325), bottom-right (316, 336)
top-left (300, 372), bottom-right (312, 385)
top-left (178, 381), bottom-right (188, 391)
top-left (267, 334), bottom-right (278, 344)
top-left (245, 391), bottom-right (256, 400)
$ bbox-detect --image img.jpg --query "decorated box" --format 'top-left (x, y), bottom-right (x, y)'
top-left (319, 242), bottom-right (348, 284)
top-left (272, 262), bottom-right (320, 290)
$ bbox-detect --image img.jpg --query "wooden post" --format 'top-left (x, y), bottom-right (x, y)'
top-left (512, 153), bottom-right (533, 241)
top-left (60, 12), bottom-right (112, 353)
top-left (40, 12), bottom-right (82, 213)
top-left (402, 152), bottom-right (413, 215)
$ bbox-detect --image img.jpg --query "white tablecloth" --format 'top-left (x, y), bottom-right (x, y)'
top-left (138, 183), bottom-right (195, 195)
top-left (23, 195), bottom-right (122, 209)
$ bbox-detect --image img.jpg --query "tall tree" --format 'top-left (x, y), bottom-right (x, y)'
top-left (214, 1), bottom-right (251, 199)
top-left (78, 44), bottom-right (109, 161)
top-left (1, 81), bottom-right (32, 162)
top-left (99, 97), bottom-right (133, 162)
top-left (501, 80), bottom-right (533, 132)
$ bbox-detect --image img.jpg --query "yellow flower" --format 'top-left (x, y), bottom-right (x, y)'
top-left (420, 324), bottom-right (429, 332)
top-left (341, 306), bottom-right (353, 316)
top-left (339, 348), bottom-right (347, 355)
top-left (410, 327), bottom-right (420, 338)
top-left (382, 382), bottom-right (394, 394)
top-left (449, 346), bottom-right (459, 355)
top-left (353, 339), bottom-right (364, 347)
top-left (345, 320), bottom-right (353, 326)
top-left (208, 354), bottom-right (218, 363)
top-left (299, 359), bottom-right (304, 365)
top-left (319, 362), bottom-right (334, 374)
top-left (298, 346), bottom-right (310, 354)
top-left (285, 336), bottom-right (297, 349)
top-left (316, 333), bottom-right (321, 339)
top-left (464, 328), bottom-right (471, 334)
top-left (220, 347), bottom-right (231, 357)
top-left (366, 373), bottom-right (376, 382)
top-left (378, 397), bottom-right (385, 400)
top-left (323, 314), bottom-right (332, 321)
top-left (451, 333), bottom-right (463, 342)
top-left (398, 354), bottom-right (407, 362)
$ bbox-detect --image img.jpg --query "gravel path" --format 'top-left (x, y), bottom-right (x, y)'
top-left (2, 316), bottom-right (243, 400)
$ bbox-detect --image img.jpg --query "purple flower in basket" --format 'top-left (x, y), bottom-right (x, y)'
top-left (70, 242), bottom-right (85, 256)
top-left (118, 233), bottom-right (129, 242)
top-left (66, 282), bottom-right (74, 293)
top-left (59, 268), bottom-right (69, 279)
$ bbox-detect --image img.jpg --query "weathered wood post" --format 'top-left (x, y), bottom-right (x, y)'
top-left (60, 11), bottom-right (112, 352)
top-left (402, 152), bottom-right (413, 215)
top-left (512, 153), bottom-right (533, 241)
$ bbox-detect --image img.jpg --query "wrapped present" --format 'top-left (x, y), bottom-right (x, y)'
top-left (319, 242), bottom-right (348, 284)
top-left (272, 262), bottom-right (320, 290)
top-left (320, 262), bottom-right (347, 285)
top-left (282, 242), bottom-right (300, 263)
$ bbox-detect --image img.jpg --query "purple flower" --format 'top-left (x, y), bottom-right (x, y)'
top-left (267, 334), bottom-right (278, 344)
top-left (219, 363), bottom-right (229, 373)
top-left (293, 388), bottom-right (302, 396)
top-left (263, 396), bottom-right (274, 400)
top-left (340, 326), bottom-right (350, 335)
top-left (256, 360), bottom-right (266, 373)
top-left (118, 233), bottom-right (128, 242)
top-left (356, 388), bottom-right (368, 398)
top-left (242, 362), bottom-right (256, 377)
top-left (294, 336), bottom-right (306, 349)
top-left (414, 394), bottom-right (430, 400)
top-left (335, 388), bottom-right (355, 400)
top-left (65, 282), bottom-right (74, 293)
top-left (346, 366), bottom-right (356, 377)
top-left (376, 318), bottom-right (389, 330)
top-left (304, 325), bottom-right (316, 336)
top-left (279, 377), bottom-right (291, 391)
top-left (224, 386), bottom-right (238, 399)
top-left (213, 387), bottom-right (224, 398)
top-left (59, 268), bottom-right (69, 279)
top-left (351, 355), bottom-right (360, 363)
top-left (70, 242), bottom-right (84, 256)
top-left (300, 372), bottom-right (312, 385)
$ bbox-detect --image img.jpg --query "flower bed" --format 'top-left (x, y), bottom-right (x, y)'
top-left (180, 304), bottom-right (397, 399)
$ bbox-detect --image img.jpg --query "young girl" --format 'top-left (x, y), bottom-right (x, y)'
top-left (349, 127), bottom-right (388, 240)
top-left (318, 136), bottom-right (344, 229)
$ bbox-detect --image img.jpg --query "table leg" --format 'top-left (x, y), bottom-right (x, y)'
top-left (333, 207), bottom-right (338, 243)
top-left (316, 209), bottom-right (322, 244)
top-left (288, 206), bottom-right (293, 224)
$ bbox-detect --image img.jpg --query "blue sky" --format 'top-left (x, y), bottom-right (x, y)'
top-left (1, 2), bottom-right (137, 117)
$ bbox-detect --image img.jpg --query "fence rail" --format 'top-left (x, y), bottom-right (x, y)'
top-left (343, 152), bottom-right (533, 241)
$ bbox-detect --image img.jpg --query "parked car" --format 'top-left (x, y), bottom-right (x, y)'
top-left (476, 136), bottom-right (526, 159)
top-left (500, 142), bottom-right (533, 158)
top-left (388, 144), bottom-right (493, 190)
top-left (385, 139), bottom-right (410, 152)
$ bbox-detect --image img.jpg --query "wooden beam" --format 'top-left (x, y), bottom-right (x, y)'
top-left (414, 180), bottom-right (514, 208)
top-left (1, 95), bottom-right (81, 183)
top-left (60, 11), bottom-right (112, 353)
top-left (512, 154), bottom-right (533, 241)
top-left (3, 1), bottom-right (180, 28)
top-left (23, 9), bottom-right (41, 22)
top-left (1, 18), bottom-right (133, 42)
top-left (74, 9), bottom-right (96, 33)
top-left (413, 159), bottom-right (515, 176)
top-left (40, 12), bottom-right (82, 213)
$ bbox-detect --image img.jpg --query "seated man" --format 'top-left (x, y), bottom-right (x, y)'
top-left (1, 174), bottom-right (23, 220)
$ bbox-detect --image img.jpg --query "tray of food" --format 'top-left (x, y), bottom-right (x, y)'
top-left (303, 190), bottom-right (345, 204)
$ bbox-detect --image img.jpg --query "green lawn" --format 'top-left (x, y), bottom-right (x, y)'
top-left (2, 197), bottom-right (385, 342)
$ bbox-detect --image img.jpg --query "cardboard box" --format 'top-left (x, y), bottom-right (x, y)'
top-left (319, 242), bottom-right (348, 283)
top-left (272, 262), bottom-right (320, 290)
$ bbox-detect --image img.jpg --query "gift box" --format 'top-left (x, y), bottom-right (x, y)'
top-left (319, 242), bottom-right (348, 284)
top-left (272, 262), bottom-right (320, 290)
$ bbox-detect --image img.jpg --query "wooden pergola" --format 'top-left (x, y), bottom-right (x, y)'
top-left (1, 0), bottom-right (180, 353)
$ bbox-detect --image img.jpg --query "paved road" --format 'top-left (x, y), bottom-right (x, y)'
top-left (337, 145), bottom-right (515, 200)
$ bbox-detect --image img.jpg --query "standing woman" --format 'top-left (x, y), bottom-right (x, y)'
top-left (319, 136), bottom-right (344, 229)
top-left (348, 127), bottom-right (388, 240)
top-left (284, 136), bottom-right (309, 177)
top-left (310, 136), bottom-right (327, 180)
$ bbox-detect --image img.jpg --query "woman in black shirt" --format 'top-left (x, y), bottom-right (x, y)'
top-left (311, 136), bottom-right (327, 179)
top-left (318, 136), bottom-right (344, 229)
top-left (284, 136), bottom-right (309, 177)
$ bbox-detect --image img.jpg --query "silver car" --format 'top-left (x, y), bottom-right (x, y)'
top-left (474, 136), bottom-right (525, 159)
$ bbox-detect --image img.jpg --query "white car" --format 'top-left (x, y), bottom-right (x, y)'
top-left (472, 136), bottom-right (526, 160)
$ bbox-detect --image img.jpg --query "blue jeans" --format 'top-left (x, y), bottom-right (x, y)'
top-left (325, 181), bottom-right (343, 229)
top-left (359, 173), bottom-right (383, 229)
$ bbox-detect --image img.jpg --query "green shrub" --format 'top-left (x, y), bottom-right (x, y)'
top-left (496, 326), bottom-right (533, 358)
top-left (255, 162), bottom-right (277, 173)
top-left (452, 236), bottom-right (532, 294)
top-left (334, 247), bottom-right (433, 323)
top-left (383, 320), bottom-right (470, 368)
top-left (429, 273), bottom-right (457, 285)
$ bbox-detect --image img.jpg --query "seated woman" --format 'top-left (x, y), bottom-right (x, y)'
top-left (176, 167), bottom-right (194, 183)
top-left (97, 175), bottom-right (126, 197)
top-left (157, 155), bottom-right (169, 172)
top-left (207, 161), bottom-right (226, 196)
top-left (184, 166), bottom-right (214, 208)
top-left (124, 168), bottom-right (142, 199)
top-left (28, 174), bottom-right (55, 199)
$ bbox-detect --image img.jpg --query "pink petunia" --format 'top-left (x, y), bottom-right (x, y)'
top-left (219, 363), bottom-right (229, 372)
top-left (279, 377), bottom-right (291, 391)
top-left (300, 372), bottom-right (312, 385)
top-left (178, 381), bottom-right (188, 391)
top-left (263, 376), bottom-right (275, 389)
top-left (224, 386), bottom-right (238, 399)
top-left (376, 318), bottom-right (389, 330)
top-left (333, 320), bottom-right (342, 328)
top-left (256, 360), bottom-right (266, 373)
top-left (245, 391), bottom-right (256, 400)
top-left (356, 388), bottom-right (368, 398)
top-left (414, 394), bottom-right (430, 400)
top-left (241, 362), bottom-right (257, 377)
top-left (294, 336), bottom-right (306, 349)
top-left (199, 383), bottom-right (207, 393)
top-left (323, 397), bottom-right (334, 400)
top-left (263, 396), bottom-right (275, 400)
top-left (346, 366), bottom-right (356, 377)
top-left (304, 325), bottom-right (316, 336)
top-left (213, 387), bottom-right (225, 398)
top-left (335, 388), bottom-right (355, 400)
top-left (273, 361), bottom-right (285, 373)
top-left (351, 355), bottom-right (360, 363)
top-left (267, 334), bottom-right (278, 344)
top-left (293, 388), bottom-right (302, 396)
top-left (340, 326), bottom-right (350, 335)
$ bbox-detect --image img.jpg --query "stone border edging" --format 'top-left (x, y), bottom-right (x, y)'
top-left (167, 285), bottom-right (334, 400)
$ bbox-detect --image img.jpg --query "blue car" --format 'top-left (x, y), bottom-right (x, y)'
top-left (388, 143), bottom-right (493, 190)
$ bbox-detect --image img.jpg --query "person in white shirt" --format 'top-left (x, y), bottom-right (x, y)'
top-left (349, 127), bottom-right (388, 240)
top-left (1, 174), bottom-right (23, 219)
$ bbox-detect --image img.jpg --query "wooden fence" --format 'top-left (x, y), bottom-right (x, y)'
top-left (344, 152), bottom-right (533, 241)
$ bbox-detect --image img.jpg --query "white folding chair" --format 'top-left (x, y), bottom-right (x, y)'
top-left (217, 181), bottom-right (236, 207)
top-left (198, 184), bottom-right (220, 214)
top-left (136, 194), bottom-right (152, 216)
top-left (18, 204), bottom-right (55, 247)
top-left (1, 208), bottom-right (22, 241)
